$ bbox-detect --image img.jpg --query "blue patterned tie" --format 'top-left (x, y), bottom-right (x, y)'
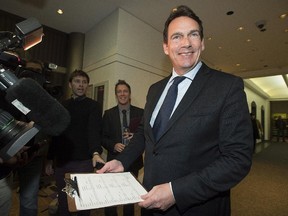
top-left (153, 76), bottom-right (186, 141)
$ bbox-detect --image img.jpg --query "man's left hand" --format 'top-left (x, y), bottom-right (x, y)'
top-left (92, 153), bottom-right (105, 168)
top-left (139, 183), bottom-right (176, 211)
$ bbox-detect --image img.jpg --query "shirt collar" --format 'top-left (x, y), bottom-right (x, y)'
top-left (118, 104), bottom-right (130, 112)
top-left (72, 95), bottom-right (86, 101)
top-left (170, 61), bottom-right (202, 83)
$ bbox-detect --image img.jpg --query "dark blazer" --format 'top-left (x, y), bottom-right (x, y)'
top-left (117, 63), bottom-right (253, 216)
top-left (102, 105), bottom-right (144, 172)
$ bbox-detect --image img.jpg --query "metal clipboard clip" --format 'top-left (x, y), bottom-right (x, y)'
top-left (62, 176), bottom-right (80, 199)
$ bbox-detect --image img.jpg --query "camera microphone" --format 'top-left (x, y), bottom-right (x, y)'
top-left (5, 77), bottom-right (70, 136)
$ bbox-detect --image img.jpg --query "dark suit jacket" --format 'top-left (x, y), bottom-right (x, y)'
top-left (102, 105), bottom-right (144, 172)
top-left (117, 63), bottom-right (253, 216)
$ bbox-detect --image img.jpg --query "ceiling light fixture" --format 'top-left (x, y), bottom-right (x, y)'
top-left (57, 9), bottom-right (63, 15)
top-left (280, 13), bottom-right (287, 19)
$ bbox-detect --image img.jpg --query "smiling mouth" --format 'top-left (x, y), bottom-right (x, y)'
top-left (179, 53), bottom-right (193, 57)
top-left (179, 50), bottom-right (194, 55)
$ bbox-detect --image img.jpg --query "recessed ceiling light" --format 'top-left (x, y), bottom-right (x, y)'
top-left (207, 37), bottom-right (212, 40)
top-left (236, 63), bottom-right (240, 67)
top-left (246, 39), bottom-right (251, 42)
top-left (57, 9), bottom-right (64, 15)
top-left (280, 13), bottom-right (287, 19)
top-left (237, 26), bottom-right (244, 31)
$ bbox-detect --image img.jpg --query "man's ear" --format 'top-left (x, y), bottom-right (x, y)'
top-left (201, 39), bottom-right (205, 51)
top-left (163, 43), bottom-right (169, 55)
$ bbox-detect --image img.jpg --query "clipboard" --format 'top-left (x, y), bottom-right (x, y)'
top-left (64, 173), bottom-right (78, 212)
top-left (64, 172), bottom-right (147, 212)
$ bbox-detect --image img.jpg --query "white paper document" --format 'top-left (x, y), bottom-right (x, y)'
top-left (70, 172), bottom-right (147, 210)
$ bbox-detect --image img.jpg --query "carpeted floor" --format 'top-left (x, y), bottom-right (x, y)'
top-left (231, 141), bottom-right (288, 216)
top-left (10, 141), bottom-right (288, 215)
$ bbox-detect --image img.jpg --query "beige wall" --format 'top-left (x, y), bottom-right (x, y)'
top-left (83, 8), bottom-right (171, 110)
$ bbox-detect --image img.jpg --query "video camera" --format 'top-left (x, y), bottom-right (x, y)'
top-left (0, 18), bottom-right (70, 160)
top-left (0, 51), bottom-right (60, 99)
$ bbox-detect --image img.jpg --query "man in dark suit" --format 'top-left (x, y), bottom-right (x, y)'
top-left (102, 80), bottom-right (144, 216)
top-left (98, 5), bottom-right (253, 216)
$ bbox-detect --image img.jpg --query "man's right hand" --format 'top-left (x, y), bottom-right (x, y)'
top-left (45, 160), bottom-right (54, 176)
top-left (114, 143), bottom-right (126, 153)
top-left (96, 159), bottom-right (124, 173)
top-left (1, 146), bottom-right (31, 167)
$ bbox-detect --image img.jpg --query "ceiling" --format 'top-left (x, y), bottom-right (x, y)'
top-left (1, 0), bottom-right (288, 100)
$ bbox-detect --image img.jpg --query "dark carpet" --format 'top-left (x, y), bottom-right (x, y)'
top-left (231, 141), bottom-right (288, 216)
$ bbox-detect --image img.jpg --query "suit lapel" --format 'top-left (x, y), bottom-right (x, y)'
top-left (112, 106), bottom-right (122, 139)
top-left (159, 64), bottom-right (212, 141)
top-left (146, 77), bottom-right (170, 120)
top-left (145, 77), bottom-right (170, 142)
top-left (130, 105), bottom-right (138, 119)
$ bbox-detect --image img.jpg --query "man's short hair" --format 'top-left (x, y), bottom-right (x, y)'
top-left (163, 5), bottom-right (204, 44)
top-left (115, 80), bottom-right (131, 94)
top-left (69, 69), bottom-right (90, 83)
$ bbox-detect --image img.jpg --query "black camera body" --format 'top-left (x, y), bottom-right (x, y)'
top-left (0, 18), bottom-right (43, 160)
top-left (0, 18), bottom-right (70, 161)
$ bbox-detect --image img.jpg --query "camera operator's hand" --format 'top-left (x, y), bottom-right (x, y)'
top-left (45, 160), bottom-right (54, 176)
top-left (1, 146), bottom-right (30, 167)
top-left (1, 155), bottom-right (19, 167)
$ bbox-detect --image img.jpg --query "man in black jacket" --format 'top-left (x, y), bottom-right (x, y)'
top-left (98, 5), bottom-right (253, 216)
top-left (102, 80), bottom-right (143, 216)
top-left (45, 70), bottom-right (104, 216)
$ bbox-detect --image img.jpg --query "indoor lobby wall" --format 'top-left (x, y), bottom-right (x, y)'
top-left (83, 8), bottom-right (170, 110)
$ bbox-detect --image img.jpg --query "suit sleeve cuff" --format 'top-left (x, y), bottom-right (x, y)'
top-left (169, 182), bottom-right (176, 201)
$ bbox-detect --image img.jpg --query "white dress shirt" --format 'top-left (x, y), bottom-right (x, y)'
top-left (150, 61), bottom-right (202, 127)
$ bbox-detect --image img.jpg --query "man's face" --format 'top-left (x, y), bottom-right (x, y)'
top-left (116, 84), bottom-right (130, 106)
top-left (163, 16), bottom-right (205, 75)
top-left (69, 75), bottom-right (88, 97)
